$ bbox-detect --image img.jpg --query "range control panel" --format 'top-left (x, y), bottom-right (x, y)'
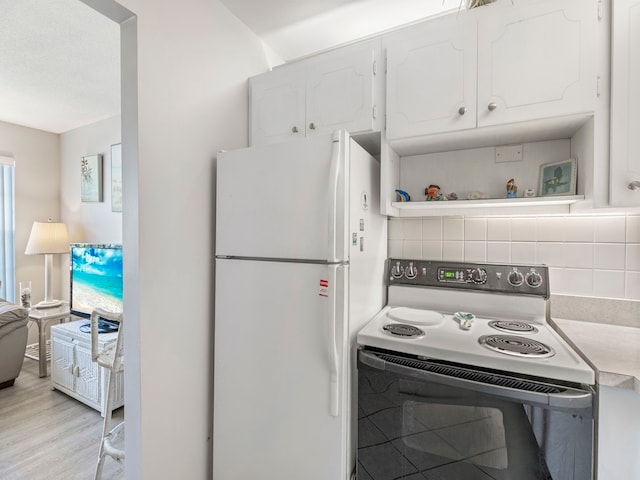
top-left (388, 259), bottom-right (549, 298)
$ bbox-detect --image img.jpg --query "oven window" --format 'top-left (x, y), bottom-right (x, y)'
top-left (402, 402), bottom-right (508, 470)
top-left (357, 357), bottom-right (593, 480)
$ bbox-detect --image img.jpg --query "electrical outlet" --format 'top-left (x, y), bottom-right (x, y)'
top-left (495, 145), bottom-right (523, 163)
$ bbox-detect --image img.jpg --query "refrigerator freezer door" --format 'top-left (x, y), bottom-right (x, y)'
top-left (214, 258), bottom-right (349, 479)
top-left (216, 132), bottom-right (348, 262)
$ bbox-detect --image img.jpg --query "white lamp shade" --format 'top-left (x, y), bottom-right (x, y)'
top-left (25, 221), bottom-right (70, 255)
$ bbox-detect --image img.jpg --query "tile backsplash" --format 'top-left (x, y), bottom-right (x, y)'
top-left (388, 213), bottom-right (640, 300)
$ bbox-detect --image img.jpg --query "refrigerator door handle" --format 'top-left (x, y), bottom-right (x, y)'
top-left (328, 264), bottom-right (340, 417)
top-left (327, 131), bottom-right (342, 263)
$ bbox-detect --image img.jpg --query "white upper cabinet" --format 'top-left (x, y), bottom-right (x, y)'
top-left (385, 0), bottom-right (599, 141)
top-left (305, 42), bottom-right (381, 137)
top-left (385, 14), bottom-right (477, 139)
top-left (249, 66), bottom-right (306, 145)
top-left (610, 0), bottom-right (640, 207)
top-left (477, 0), bottom-right (598, 127)
top-left (250, 39), bottom-right (383, 146)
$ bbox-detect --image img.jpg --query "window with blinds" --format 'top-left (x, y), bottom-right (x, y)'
top-left (0, 155), bottom-right (15, 301)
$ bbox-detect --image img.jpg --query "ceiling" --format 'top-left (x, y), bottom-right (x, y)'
top-left (0, 0), bottom-right (459, 134)
top-left (0, 0), bottom-right (120, 134)
top-left (220, 0), bottom-right (460, 62)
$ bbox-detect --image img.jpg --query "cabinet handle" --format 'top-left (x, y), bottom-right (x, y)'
top-left (291, 126), bottom-right (299, 133)
top-left (488, 102), bottom-right (497, 111)
top-left (309, 122), bottom-right (316, 130)
top-left (458, 106), bottom-right (467, 115)
top-left (629, 181), bottom-right (640, 191)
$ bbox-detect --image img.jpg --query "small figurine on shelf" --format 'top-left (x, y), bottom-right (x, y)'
top-left (466, 191), bottom-right (489, 200)
top-left (425, 184), bottom-right (442, 201)
top-left (506, 178), bottom-right (518, 198)
top-left (446, 192), bottom-right (458, 201)
top-left (524, 188), bottom-right (536, 198)
top-left (395, 189), bottom-right (410, 202)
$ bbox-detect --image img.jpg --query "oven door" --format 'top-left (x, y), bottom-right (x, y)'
top-left (357, 349), bottom-right (594, 480)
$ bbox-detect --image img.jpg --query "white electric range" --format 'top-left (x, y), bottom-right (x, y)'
top-left (357, 259), bottom-right (594, 385)
top-left (356, 259), bottom-right (596, 480)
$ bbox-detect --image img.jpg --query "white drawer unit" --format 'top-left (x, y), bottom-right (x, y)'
top-left (50, 320), bottom-right (124, 416)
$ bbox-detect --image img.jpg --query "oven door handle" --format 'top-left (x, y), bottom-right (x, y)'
top-left (359, 350), bottom-right (593, 411)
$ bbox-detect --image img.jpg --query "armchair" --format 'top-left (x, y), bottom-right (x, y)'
top-left (0, 298), bottom-right (29, 388)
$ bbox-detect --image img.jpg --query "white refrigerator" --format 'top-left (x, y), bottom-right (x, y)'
top-left (214, 131), bottom-right (387, 479)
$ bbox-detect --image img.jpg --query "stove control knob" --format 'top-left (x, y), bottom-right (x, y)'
top-left (390, 261), bottom-right (404, 279)
top-left (405, 262), bottom-right (418, 279)
top-left (507, 270), bottom-right (524, 287)
top-left (470, 268), bottom-right (487, 284)
top-left (526, 271), bottom-right (543, 288)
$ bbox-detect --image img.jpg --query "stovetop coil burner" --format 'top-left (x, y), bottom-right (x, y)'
top-left (488, 320), bottom-right (538, 334)
top-left (383, 323), bottom-right (425, 338)
top-left (478, 334), bottom-right (555, 358)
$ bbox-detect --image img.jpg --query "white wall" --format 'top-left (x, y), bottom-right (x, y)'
top-left (106, 0), bottom-right (270, 478)
top-left (0, 121), bottom-right (61, 304)
top-left (59, 114), bottom-right (122, 302)
top-left (1, 114), bottom-right (123, 349)
top-left (60, 115), bottom-right (122, 244)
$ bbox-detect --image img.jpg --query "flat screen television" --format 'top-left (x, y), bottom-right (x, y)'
top-left (70, 243), bottom-right (123, 319)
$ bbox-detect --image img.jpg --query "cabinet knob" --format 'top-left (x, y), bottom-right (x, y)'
top-left (458, 106), bottom-right (467, 115)
top-left (291, 126), bottom-right (299, 133)
top-left (629, 181), bottom-right (640, 191)
top-left (309, 122), bottom-right (316, 130)
top-left (487, 102), bottom-right (497, 111)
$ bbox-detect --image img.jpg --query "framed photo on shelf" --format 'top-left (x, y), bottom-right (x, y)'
top-left (539, 159), bottom-right (577, 197)
top-left (81, 154), bottom-right (103, 202)
top-left (111, 143), bottom-right (122, 212)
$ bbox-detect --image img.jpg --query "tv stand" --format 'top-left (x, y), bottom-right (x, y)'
top-left (50, 320), bottom-right (124, 416)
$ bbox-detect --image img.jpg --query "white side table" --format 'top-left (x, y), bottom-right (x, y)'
top-left (26, 302), bottom-right (71, 377)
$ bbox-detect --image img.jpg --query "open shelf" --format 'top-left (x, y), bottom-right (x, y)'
top-left (25, 340), bottom-right (51, 362)
top-left (391, 195), bottom-right (584, 217)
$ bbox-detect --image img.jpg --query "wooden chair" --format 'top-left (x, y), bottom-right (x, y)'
top-left (90, 308), bottom-right (124, 480)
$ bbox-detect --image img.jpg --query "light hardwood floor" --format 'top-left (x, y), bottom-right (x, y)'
top-left (0, 357), bottom-right (124, 480)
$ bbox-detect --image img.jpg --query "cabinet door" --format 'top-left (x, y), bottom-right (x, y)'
top-left (305, 39), bottom-right (381, 137)
top-left (477, 0), bottom-right (598, 127)
top-left (74, 343), bottom-right (101, 408)
top-left (51, 335), bottom-right (75, 391)
top-left (385, 15), bottom-right (477, 139)
top-left (598, 386), bottom-right (640, 479)
top-left (249, 66), bottom-right (306, 146)
top-left (610, 0), bottom-right (640, 206)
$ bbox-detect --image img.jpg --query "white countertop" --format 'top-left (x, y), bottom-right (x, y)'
top-left (553, 318), bottom-right (640, 394)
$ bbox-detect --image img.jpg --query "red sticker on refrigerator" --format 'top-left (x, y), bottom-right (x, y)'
top-left (319, 279), bottom-right (329, 297)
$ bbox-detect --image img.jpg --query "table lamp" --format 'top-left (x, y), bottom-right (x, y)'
top-left (25, 220), bottom-right (69, 308)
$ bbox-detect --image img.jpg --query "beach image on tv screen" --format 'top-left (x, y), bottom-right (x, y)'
top-left (72, 246), bottom-right (123, 315)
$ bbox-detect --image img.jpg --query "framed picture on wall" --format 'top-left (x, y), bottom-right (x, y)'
top-left (81, 154), bottom-right (103, 202)
top-left (111, 143), bottom-right (122, 212)
top-left (539, 159), bottom-right (577, 197)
